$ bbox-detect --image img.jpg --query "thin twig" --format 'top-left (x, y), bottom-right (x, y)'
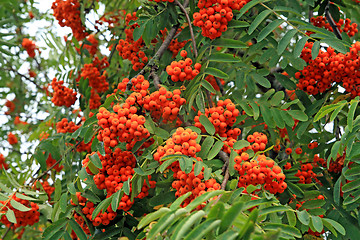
top-left (205, 89), bottom-right (214, 108)
top-left (149, 67), bottom-right (161, 90)
top-left (1, 224), bottom-right (12, 239)
top-left (174, 0), bottom-right (198, 58)
top-left (219, 151), bottom-right (230, 190)
top-left (325, 4), bottom-right (342, 40)
top-left (4, 67), bottom-right (44, 92)
top-left (214, 77), bottom-right (225, 96)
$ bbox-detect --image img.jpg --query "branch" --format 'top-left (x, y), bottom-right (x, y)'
top-left (205, 88), bottom-right (214, 108)
top-left (4, 67), bottom-right (44, 92)
top-left (214, 76), bottom-right (225, 96)
top-left (149, 66), bottom-right (161, 90)
top-left (126, 24), bottom-right (180, 91)
top-left (174, 0), bottom-right (198, 58)
top-left (1, 224), bottom-right (12, 239)
top-left (219, 151), bottom-right (230, 190)
top-left (325, 5), bottom-right (342, 40)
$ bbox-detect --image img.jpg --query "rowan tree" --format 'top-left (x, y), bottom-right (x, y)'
top-left (0, 0), bottom-right (360, 239)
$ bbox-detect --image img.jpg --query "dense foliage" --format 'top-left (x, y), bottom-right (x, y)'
top-left (1, 0), bottom-right (360, 239)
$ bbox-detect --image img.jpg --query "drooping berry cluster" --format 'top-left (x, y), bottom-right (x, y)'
top-left (46, 153), bottom-right (64, 172)
top-left (160, 28), bottom-right (189, 57)
top-left (56, 118), bottom-right (79, 133)
top-left (22, 38), bottom-right (37, 58)
top-left (33, 179), bottom-right (55, 201)
top-left (0, 195), bottom-right (40, 229)
top-left (154, 127), bottom-right (201, 162)
top-left (51, 78), bottom-right (77, 107)
top-left (193, 0), bottom-right (251, 39)
top-left (235, 154), bottom-right (287, 194)
top-left (295, 41), bottom-right (360, 97)
top-left (308, 16), bottom-right (358, 37)
top-left (194, 99), bottom-right (240, 137)
top-left (0, 153), bottom-right (9, 170)
top-left (80, 59), bottom-right (109, 93)
top-left (78, 34), bottom-right (99, 55)
top-left (116, 12), bottom-right (148, 71)
top-left (7, 132), bottom-right (18, 145)
top-left (51, 0), bottom-right (88, 41)
top-left (166, 50), bottom-right (201, 82)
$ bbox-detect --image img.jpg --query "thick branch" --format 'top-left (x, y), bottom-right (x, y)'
top-left (325, 5), bottom-right (342, 40)
top-left (149, 66), bottom-right (161, 90)
top-left (174, 0), bottom-right (198, 58)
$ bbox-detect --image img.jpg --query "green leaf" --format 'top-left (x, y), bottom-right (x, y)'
top-left (84, 126), bottom-right (95, 144)
top-left (297, 210), bottom-right (310, 225)
top-left (286, 210), bottom-right (296, 227)
top-left (300, 199), bottom-right (325, 209)
top-left (170, 192), bottom-right (192, 210)
top-left (288, 110), bottom-right (308, 121)
top-left (311, 41), bottom-right (320, 59)
top-left (207, 141), bottom-right (224, 160)
top-left (183, 219), bottom-right (221, 240)
top-left (201, 80), bottom-right (216, 94)
top-left (251, 73), bottom-right (271, 88)
top-left (209, 53), bottom-right (241, 63)
top-left (258, 206), bottom-right (290, 216)
top-left (233, 140), bottom-right (250, 150)
top-left (173, 210), bottom-right (206, 240)
top-left (133, 23), bottom-right (145, 42)
top-left (260, 105), bottom-right (276, 128)
top-left (322, 218), bottom-right (346, 235)
top-left (248, 10), bottom-right (271, 34)
top-left (347, 98), bottom-right (359, 132)
top-left (199, 115), bottom-right (215, 135)
top-left (321, 38), bottom-right (348, 54)
top-left (5, 209), bottom-right (16, 224)
top-left (238, 0), bottom-right (270, 18)
top-left (92, 196), bottom-right (113, 220)
top-left (262, 223), bottom-right (301, 238)
top-left (212, 38), bottom-right (247, 48)
top-left (278, 29), bottom-right (297, 55)
top-left (60, 193), bottom-right (68, 213)
top-left (274, 73), bottom-right (297, 90)
top-left (311, 216), bottom-right (323, 233)
top-left (198, 136), bottom-right (215, 159)
top-left (270, 91), bottom-right (284, 106)
top-left (138, 208), bottom-right (171, 229)
top-left (185, 190), bottom-right (223, 212)
top-left (257, 19), bottom-right (285, 42)
top-left (287, 182), bottom-right (304, 198)
top-left (342, 178), bottom-right (360, 192)
top-left (227, 20), bottom-right (250, 28)
top-left (40, 140), bottom-right (61, 160)
top-left (10, 199), bottom-right (31, 211)
top-left (42, 217), bottom-right (69, 240)
top-left (204, 67), bottom-right (229, 79)
top-left (90, 153), bottom-right (102, 169)
top-left (219, 201), bottom-right (244, 234)
top-left (70, 218), bottom-right (87, 240)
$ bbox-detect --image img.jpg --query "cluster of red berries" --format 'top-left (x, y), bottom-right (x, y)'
top-left (116, 12), bottom-right (148, 71)
top-left (172, 167), bottom-right (221, 207)
top-left (80, 61), bottom-right (109, 94)
top-left (0, 153), bottom-right (9, 169)
top-left (295, 41), bottom-right (360, 97)
top-left (5, 100), bottom-right (15, 115)
top-left (46, 153), bottom-right (64, 172)
top-left (72, 193), bottom-right (116, 233)
top-left (285, 147), bottom-right (303, 155)
top-left (52, 0), bottom-right (88, 41)
top-left (308, 16), bottom-right (358, 37)
top-left (51, 78), bottom-right (77, 107)
top-left (194, 99), bottom-right (240, 136)
top-left (56, 118), bottom-right (79, 133)
top-left (235, 154), bottom-right (287, 194)
top-left (22, 38), bottom-right (37, 58)
top-left (142, 87), bottom-right (186, 124)
top-left (96, 10), bottom-right (125, 29)
top-left (0, 195), bottom-right (40, 229)
top-left (77, 34), bottom-right (99, 55)
top-left (205, 75), bottom-right (225, 92)
top-left (96, 104), bottom-right (150, 150)
top-left (8, 132), bottom-right (18, 145)
top-left (166, 50), bottom-right (201, 82)
top-left (193, 0), bottom-right (251, 39)
top-left (294, 163), bottom-right (317, 184)
top-left (154, 127), bottom-right (201, 162)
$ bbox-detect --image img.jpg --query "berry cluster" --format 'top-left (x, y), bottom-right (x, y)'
top-left (33, 179), bottom-right (55, 201)
top-left (51, 78), bottom-right (77, 107)
top-left (153, 127), bottom-right (201, 162)
top-left (5, 100), bottom-right (15, 115)
top-left (235, 154), bottom-right (287, 194)
top-left (0, 153), bottom-right (9, 170)
top-left (193, 0), bottom-right (251, 39)
top-left (8, 132), bottom-right (18, 145)
top-left (308, 16), bottom-right (358, 37)
top-left (80, 60), bottom-right (109, 93)
top-left (160, 28), bottom-right (189, 57)
top-left (0, 195), bottom-right (40, 229)
top-left (52, 0), bottom-right (88, 41)
top-left (96, 104), bottom-right (150, 150)
top-left (294, 163), bottom-right (317, 184)
top-left (166, 50), bottom-right (201, 82)
top-left (116, 12), bottom-right (148, 71)
top-left (295, 41), bottom-right (360, 97)
top-left (22, 38), bottom-right (37, 58)
top-left (56, 118), bottom-right (79, 133)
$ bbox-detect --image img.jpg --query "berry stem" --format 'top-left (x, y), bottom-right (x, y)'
top-left (324, 4), bottom-right (342, 40)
